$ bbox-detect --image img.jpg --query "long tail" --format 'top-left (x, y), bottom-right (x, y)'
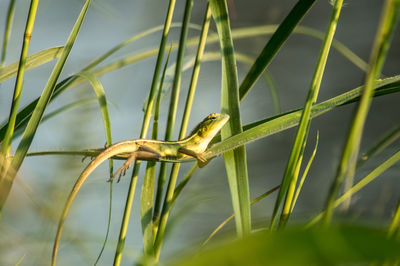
top-left (51, 142), bottom-right (138, 266)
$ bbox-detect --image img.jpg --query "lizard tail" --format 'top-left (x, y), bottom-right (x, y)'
top-left (51, 141), bottom-right (138, 266)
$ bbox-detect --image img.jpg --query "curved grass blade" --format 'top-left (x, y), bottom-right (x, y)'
top-left (51, 71), bottom-right (114, 266)
top-left (0, 47), bottom-right (63, 83)
top-left (201, 185), bottom-right (281, 248)
top-left (0, 76), bottom-right (73, 143)
top-left (91, 24), bottom-right (368, 97)
top-left (41, 98), bottom-right (99, 122)
top-left (210, 0), bottom-right (251, 237)
top-left (75, 72), bottom-right (112, 146)
top-left (74, 72), bottom-right (113, 265)
top-left (0, 22), bottom-right (193, 142)
top-left (145, 51), bottom-right (280, 114)
top-left (82, 22), bottom-right (201, 72)
top-left (0, 22), bottom-right (367, 142)
top-left (323, 0), bottom-right (400, 225)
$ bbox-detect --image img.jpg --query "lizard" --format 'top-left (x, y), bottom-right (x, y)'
top-left (51, 113), bottom-right (229, 265)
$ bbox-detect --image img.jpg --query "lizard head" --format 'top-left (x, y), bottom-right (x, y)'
top-left (190, 113), bottom-right (230, 140)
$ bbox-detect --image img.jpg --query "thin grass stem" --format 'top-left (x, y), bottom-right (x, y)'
top-left (1, 0), bottom-right (39, 177)
top-left (0, 0), bottom-right (16, 68)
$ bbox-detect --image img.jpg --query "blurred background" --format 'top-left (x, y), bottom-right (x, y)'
top-left (0, 0), bottom-right (399, 264)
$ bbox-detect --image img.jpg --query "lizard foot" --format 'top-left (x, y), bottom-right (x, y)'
top-left (81, 155), bottom-right (96, 162)
top-left (107, 162), bottom-right (131, 183)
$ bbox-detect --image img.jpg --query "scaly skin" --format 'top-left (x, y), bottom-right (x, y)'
top-left (52, 113), bottom-right (229, 265)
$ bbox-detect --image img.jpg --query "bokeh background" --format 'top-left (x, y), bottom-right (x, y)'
top-left (0, 0), bottom-right (399, 264)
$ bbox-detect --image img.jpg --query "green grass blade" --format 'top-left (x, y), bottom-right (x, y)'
top-left (357, 124), bottom-right (400, 169)
top-left (284, 122), bottom-right (310, 220)
top-left (271, 0), bottom-right (344, 229)
top-left (164, 0), bottom-right (194, 140)
top-left (113, 0), bottom-right (177, 264)
top-left (152, 47), bottom-right (174, 225)
top-left (388, 199), bottom-right (400, 238)
top-left (210, 0), bottom-right (251, 237)
top-left (1, 0), bottom-right (39, 170)
top-left (291, 132), bottom-right (319, 212)
top-left (262, 71), bottom-right (280, 114)
top-left (206, 76), bottom-right (400, 160)
top-left (0, 0), bottom-right (16, 68)
top-left (239, 0), bottom-right (316, 100)
top-left (141, 45), bottom-right (171, 258)
top-left (307, 149), bottom-right (400, 228)
top-left (141, 163), bottom-right (157, 257)
top-left (0, 46), bottom-right (63, 83)
top-left (323, 0), bottom-right (400, 225)
top-left (0, 0), bottom-right (92, 212)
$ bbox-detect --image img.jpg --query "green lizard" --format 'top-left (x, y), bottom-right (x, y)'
top-left (52, 113), bottom-right (229, 265)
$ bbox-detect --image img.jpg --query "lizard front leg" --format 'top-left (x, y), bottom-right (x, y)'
top-left (178, 147), bottom-right (209, 165)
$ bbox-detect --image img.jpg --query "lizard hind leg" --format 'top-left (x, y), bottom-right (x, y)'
top-left (107, 150), bottom-right (162, 183)
top-left (107, 153), bottom-right (137, 183)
